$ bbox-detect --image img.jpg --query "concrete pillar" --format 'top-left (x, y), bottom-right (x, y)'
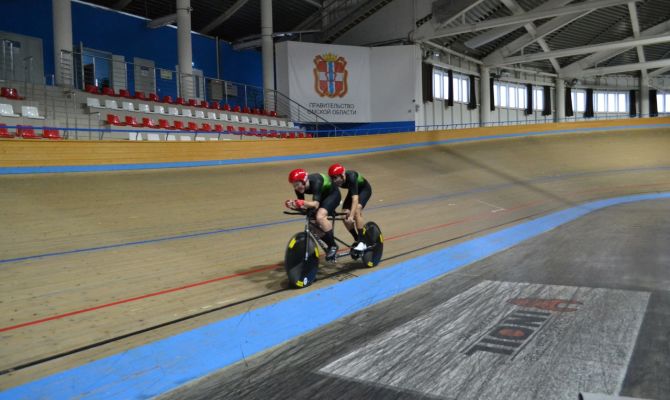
top-left (479, 66), bottom-right (490, 127)
top-left (177, 0), bottom-right (194, 99)
top-left (640, 70), bottom-right (649, 117)
top-left (555, 78), bottom-right (565, 122)
top-left (261, 0), bottom-right (275, 110)
top-left (52, 0), bottom-right (73, 86)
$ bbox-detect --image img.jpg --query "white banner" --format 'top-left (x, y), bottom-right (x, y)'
top-left (280, 41), bottom-right (371, 123)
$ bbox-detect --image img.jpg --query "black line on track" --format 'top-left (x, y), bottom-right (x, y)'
top-left (0, 209), bottom-right (548, 377)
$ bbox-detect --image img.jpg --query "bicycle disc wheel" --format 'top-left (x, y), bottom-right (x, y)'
top-left (361, 221), bottom-right (383, 268)
top-left (284, 232), bottom-right (319, 288)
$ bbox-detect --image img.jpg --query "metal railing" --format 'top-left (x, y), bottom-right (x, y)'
top-left (56, 49), bottom-right (332, 128)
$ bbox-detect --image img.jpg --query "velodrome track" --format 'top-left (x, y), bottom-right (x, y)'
top-left (1, 120), bottom-right (670, 398)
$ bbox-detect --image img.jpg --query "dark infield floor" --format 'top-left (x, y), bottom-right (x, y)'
top-left (159, 199), bottom-right (670, 400)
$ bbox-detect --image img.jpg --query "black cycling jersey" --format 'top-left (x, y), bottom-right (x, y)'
top-left (343, 170), bottom-right (369, 196)
top-left (342, 170), bottom-right (372, 210)
top-left (295, 173), bottom-right (335, 203)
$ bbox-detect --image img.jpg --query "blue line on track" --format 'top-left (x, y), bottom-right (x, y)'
top-left (1, 192), bottom-right (668, 400)
top-left (1, 123), bottom-right (669, 175)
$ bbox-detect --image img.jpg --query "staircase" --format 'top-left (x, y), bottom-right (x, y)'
top-left (320, 0), bottom-right (395, 43)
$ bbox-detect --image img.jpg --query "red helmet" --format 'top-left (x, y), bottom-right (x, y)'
top-left (328, 163), bottom-right (345, 177)
top-left (288, 168), bottom-right (308, 183)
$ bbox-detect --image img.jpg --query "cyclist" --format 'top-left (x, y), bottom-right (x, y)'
top-left (328, 163), bottom-right (371, 252)
top-left (286, 168), bottom-right (341, 261)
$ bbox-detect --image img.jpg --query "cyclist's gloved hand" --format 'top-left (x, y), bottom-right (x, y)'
top-left (294, 199), bottom-right (305, 209)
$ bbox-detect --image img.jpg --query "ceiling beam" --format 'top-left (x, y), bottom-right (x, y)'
top-left (147, 13), bottom-right (177, 29)
top-left (433, 0), bottom-right (486, 27)
top-left (497, 0), bottom-right (560, 72)
top-left (113, 0), bottom-right (133, 10)
top-left (201, 0), bottom-right (250, 35)
top-left (579, 59), bottom-right (670, 76)
top-left (483, 10), bottom-right (593, 65)
top-left (560, 18), bottom-right (670, 77)
top-left (464, 0), bottom-right (574, 50)
top-left (500, 34), bottom-right (670, 65)
top-left (299, 0), bottom-right (322, 8)
top-left (627, 2), bottom-right (645, 63)
top-left (414, 0), bottom-right (638, 41)
top-left (648, 66), bottom-right (670, 77)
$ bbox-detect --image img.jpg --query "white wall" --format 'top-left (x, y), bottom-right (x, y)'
top-left (370, 45), bottom-right (418, 122)
top-left (335, 0), bottom-right (430, 46)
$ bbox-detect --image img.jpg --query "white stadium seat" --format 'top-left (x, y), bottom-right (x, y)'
top-left (0, 103), bottom-right (19, 117)
top-left (87, 97), bottom-right (102, 108)
top-left (21, 106), bottom-right (44, 119)
top-left (105, 99), bottom-right (119, 109)
top-left (122, 101), bottom-right (135, 112)
top-left (138, 103), bottom-right (150, 113)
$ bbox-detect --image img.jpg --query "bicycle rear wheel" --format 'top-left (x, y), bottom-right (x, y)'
top-left (284, 232), bottom-right (320, 288)
top-left (361, 221), bottom-right (383, 268)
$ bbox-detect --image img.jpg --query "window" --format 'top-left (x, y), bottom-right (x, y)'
top-left (431, 68), bottom-right (469, 103)
top-left (533, 88), bottom-right (544, 111)
top-left (593, 90), bottom-right (628, 113)
top-left (433, 71), bottom-right (442, 99)
top-left (493, 81), bottom-right (534, 110)
top-left (571, 90), bottom-right (586, 112)
top-left (657, 93), bottom-right (670, 112)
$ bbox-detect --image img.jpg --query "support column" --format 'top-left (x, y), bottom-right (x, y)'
top-left (261, 0), bottom-right (275, 111)
top-left (53, 0), bottom-right (73, 87)
top-left (177, 0), bottom-right (194, 99)
top-left (640, 70), bottom-right (649, 117)
top-left (479, 66), bottom-right (490, 127)
top-left (556, 78), bottom-right (565, 122)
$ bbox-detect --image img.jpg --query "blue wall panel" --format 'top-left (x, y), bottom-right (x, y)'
top-left (0, 0), bottom-right (262, 88)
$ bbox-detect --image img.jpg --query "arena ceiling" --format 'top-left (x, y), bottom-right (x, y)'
top-left (82, 0), bottom-right (670, 78)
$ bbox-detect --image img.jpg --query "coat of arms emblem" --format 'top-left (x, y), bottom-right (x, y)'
top-left (313, 53), bottom-right (348, 98)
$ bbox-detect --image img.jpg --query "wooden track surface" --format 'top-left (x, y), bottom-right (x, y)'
top-left (1, 125), bottom-right (669, 390)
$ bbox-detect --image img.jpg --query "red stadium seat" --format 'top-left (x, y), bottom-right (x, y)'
top-left (175, 97), bottom-right (186, 105)
top-left (199, 100), bottom-right (209, 109)
top-left (85, 84), bottom-right (98, 94)
top-left (102, 87), bottom-right (116, 97)
top-left (223, 103), bottom-right (231, 111)
top-left (226, 125), bottom-right (235, 133)
top-left (162, 95), bottom-right (173, 104)
top-left (0, 124), bottom-right (14, 138)
top-left (306, 133), bottom-right (313, 138)
top-left (142, 117), bottom-right (158, 128)
top-left (270, 110), bottom-right (277, 117)
top-left (214, 124), bottom-right (224, 132)
top-left (288, 132), bottom-right (296, 139)
top-left (158, 119), bottom-right (171, 129)
top-left (298, 132), bottom-right (305, 138)
top-left (106, 114), bottom-right (123, 125)
top-left (1, 87), bottom-right (11, 98)
top-left (249, 127), bottom-right (258, 136)
top-left (43, 128), bottom-right (63, 140)
top-left (269, 131), bottom-right (278, 138)
top-left (252, 108), bottom-right (261, 115)
top-left (209, 102), bottom-right (221, 110)
top-left (186, 121), bottom-right (198, 131)
top-left (172, 120), bottom-right (185, 130)
top-left (200, 123), bottom-right (212, 132)
top-left (18, 126), bottom-right (40, 139)
top-left (124, 116), bottom-right (141, 127)
top-left (233, 105), bottom-right (241, 113)
top-left (134, 91), bottom-right (146, 100)
top-left (243, 106), bottom-right (251, 114)
top-left (148, 93), bottom-right (159, 102)
top-left (280, 132), bottom-right (288, 139)
top-left (188, 99), bottom-right (198, 107)
top-left (119, 89), bottom-right (132, 98)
